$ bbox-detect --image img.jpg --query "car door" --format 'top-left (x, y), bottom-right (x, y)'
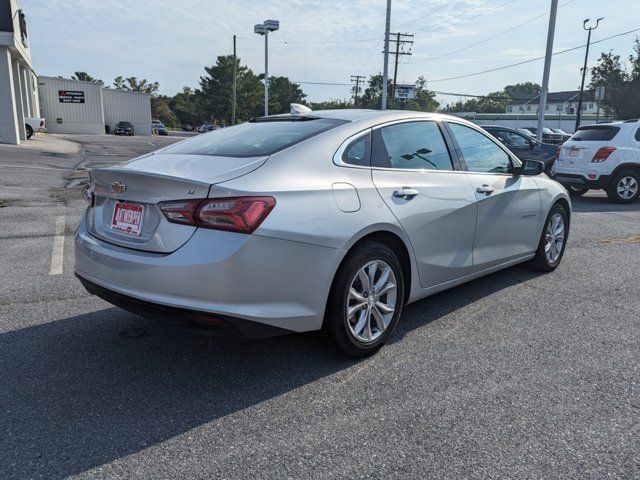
top-left (445, 122), bottom-right (541, 272)
top-left (371, 120), bottom-right (477, 288)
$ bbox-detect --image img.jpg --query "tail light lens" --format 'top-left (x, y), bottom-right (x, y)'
top-left (592, 146), bottom-right (616, 162)
top-left (159, 196), bottom-right (276, 234)
top-left (39, 120), bottom-right (45, 127)
top-left (556, 146), bottom-right (561, 159)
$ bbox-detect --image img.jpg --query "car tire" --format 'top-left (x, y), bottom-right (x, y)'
top-left (325, 241), bottom-right (404, 357)
top-left (567, 185), bottom-right (589, 197)
top-left (605, 169), bottom-right (640, 204)
top-left (527, 203), bottom-right (569, 272)
top-left (25, 124), bottom-right (33, 140)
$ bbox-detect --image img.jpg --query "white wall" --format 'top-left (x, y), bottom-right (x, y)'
top-left (0, 46), bottom-right (19, 144)
top-left (38, 76), bottom-right (105, 134)
top-left (102, 88), bottom-right (152, 136)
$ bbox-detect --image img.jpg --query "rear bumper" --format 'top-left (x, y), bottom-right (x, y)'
top-left (76, 274), bottom-right (292, 338)
top-left (554, 172), bottom-right (611, 189)
top-left (74, 213), bottom-right (344, 333)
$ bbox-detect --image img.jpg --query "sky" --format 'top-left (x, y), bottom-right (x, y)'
top-left (21, 0), bottom-right (640, 106)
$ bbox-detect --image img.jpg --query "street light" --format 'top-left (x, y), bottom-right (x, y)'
top-left (575, 17), bottom-right (603, 131)
top-left (254, 19), bottom-right (279, 116)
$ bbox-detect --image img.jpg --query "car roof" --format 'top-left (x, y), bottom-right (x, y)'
top-left (262, 109), bottom-right (467, 124)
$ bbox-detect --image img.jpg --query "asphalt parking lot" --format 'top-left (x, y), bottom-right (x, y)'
top-left (1, 134), bottom-right (639, 479)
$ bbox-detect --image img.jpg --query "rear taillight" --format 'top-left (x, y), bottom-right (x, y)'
top-left (556, 146), bottom-right (561, 159)
top-left (592, 146), bottom-right (616, 162)
top-left (159, 196), bottom-right (275, 234)
top-left (39, 120), bottom-right (45, 127)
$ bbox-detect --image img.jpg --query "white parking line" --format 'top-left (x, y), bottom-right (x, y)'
top-left (49, 213), bottom-right (66, 275)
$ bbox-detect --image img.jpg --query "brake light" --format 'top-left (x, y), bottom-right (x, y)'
top-left (591, 146), bottom-right (616, 162)
top-left (159, 196), bottom-right (276, 233)
top-left (39, 120), bottom-right (45, 127)
top-left (556, 146), bottom-right (561, 159)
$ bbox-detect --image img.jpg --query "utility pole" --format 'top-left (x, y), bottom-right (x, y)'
top-left (388, 32), bottom-right (414, 108)
top-left (231, 34), bottom-right (237, 125)
top-left (575, 17), bottom-right (603, 131)
top-left (536, 0), bottom-right (558, 142)
top-left (350, 75), bottom-right (366, 107)
top-left (381, 0), bottom-right (391, 110)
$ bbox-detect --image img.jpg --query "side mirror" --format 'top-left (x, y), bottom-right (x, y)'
top-left (529, 139), bottom-right (536, 149)
top-left (516, 159), bottom-right (545, 176)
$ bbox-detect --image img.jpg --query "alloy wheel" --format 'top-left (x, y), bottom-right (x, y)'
top-left (544, 212), bottom-right (565, 264)
top-left (346, 260), bottom-right (397, 343)
top-left (616, 176), bottom-right (638, 200)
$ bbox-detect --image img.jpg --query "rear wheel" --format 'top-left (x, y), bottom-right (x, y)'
top-left (606, 169), bottom-right (640, 204)
top-left (25, 124), bottom-right (33, 139)
top-left (325, 241), bottom-right (404, 357)
top-left (527, 203), bottom-right (569, 272)
top-left (567, 185), bottom-right (589, 197)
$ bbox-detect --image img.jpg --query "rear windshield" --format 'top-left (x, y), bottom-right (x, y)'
top-left (570, 125), bottom-right (620, 141)
top-left (164, 118), bottom-right (348, 157)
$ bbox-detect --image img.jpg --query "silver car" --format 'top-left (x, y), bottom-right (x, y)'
top-left (75, 109), bottom-right (570, 356)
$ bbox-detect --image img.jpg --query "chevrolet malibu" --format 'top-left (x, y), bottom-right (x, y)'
top-left (75, 109), bottom-right (570, 356)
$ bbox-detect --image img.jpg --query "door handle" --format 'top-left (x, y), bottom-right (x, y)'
top-left (393, 188), bottom-right (419, 199)
top-left (476, 185), bottom-right (495, 194)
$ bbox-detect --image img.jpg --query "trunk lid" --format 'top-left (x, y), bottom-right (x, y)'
top-left (557, 125), bottom-right (621, 168)
top-left (88, 153), bottom-right (268, 252)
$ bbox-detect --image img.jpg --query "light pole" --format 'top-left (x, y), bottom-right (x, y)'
top-left (254, 19), bottom-right (279, 116)
top-left (575, 17), bottom-right (602, 131)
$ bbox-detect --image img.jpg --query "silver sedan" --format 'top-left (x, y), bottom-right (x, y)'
top-left (75, 109), bottom-right (570, 356)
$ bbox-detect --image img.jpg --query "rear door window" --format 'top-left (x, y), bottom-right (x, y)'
top-left (570, 125), bottom-right (620, 141)
top-left (164, 118), bottom-right (348, 157)
top-left (635, 128), bottom-right (640, 141)
top-left (342, 133), bottom-right (371, 166)
top-left (372, 121), bottom-right (453, 170)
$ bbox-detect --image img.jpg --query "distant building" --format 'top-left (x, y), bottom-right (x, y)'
top-left (505, 90), bottom-right (602, 115)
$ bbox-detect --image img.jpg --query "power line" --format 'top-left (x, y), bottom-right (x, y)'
top-left (411, 0), bottom-right (576, 64)
top-left (413, 0), bottom-right (516, 34)
top-left (428, 26), bottom-right (640, 83)
top-left (393, 0), bottom-right (458, 29)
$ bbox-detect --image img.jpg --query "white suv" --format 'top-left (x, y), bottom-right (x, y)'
top-left (554, 120), bottom-right (640, 203)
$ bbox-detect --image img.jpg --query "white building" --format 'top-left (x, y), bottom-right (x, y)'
top-left (506, 90), bottom-right (602, 116)
top-left (0, 0), bottom-right (39, 144)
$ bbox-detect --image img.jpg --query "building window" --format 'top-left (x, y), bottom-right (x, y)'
top-left (589, 103), bottom-right (594, 109)
top-left (527, 105), bottom-right (531, 111)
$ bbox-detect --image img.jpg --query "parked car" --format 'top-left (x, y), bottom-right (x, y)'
top-left (152, 123), bottom-right (168, 136)
top-left (25, 117), bottom-right (46, 139)
top-left (526, 126), bottom-right (565, 145)
top-left (554, 120), bottom-right (640, 203)
top-left (550, 128), bottom-right (572, 142)
top-left (517, 128), bottom-right (535, 137)
top-left (197, 124), bottom-right (219, 133)
top-left (481, 125), bottom-right (557, 175)
top-left (182, 124), bottom-right (194, 132)
top-left (75, 109), bottom-right (570, 357)
top-left (114, 121), bottom-right (135, 136)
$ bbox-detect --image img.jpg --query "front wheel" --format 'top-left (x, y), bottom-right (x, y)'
top-left (606, 170), bottom-right (640, 204)
top-left (325, 241), bottom-right (405, 357)
top-left (527, 203), bottom-right (569, 272)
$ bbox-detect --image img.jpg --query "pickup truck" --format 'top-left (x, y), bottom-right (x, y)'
top-left (25, 117), bottom-right (46, 139)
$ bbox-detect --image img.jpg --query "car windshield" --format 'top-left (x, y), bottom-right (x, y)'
top-left (118, 122), bottom-right (131, 127)
top-left (570, 125), bottom-right (620, 141)
top-left (164, 117), bottom-right (348, 157)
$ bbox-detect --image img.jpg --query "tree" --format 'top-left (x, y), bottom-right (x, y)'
top-left (197, 55), bottom-right (265, 124)
top-left (267, 76), bottom-right (306, 114)
top-left (504, 82), bottom-right (541, 100)
top-left (441, 82), bottom-right (537, 113)
top-left (151, 94), bottom-right (178, 127)
top-left (589, 48), bottom-right (638, 119)
top-left (403, 76), bottom-right (439, 112)
top-left (308, 99), bottom-right (354, 110)
top-left (71, 71), bottom-right (104, 86)
top-left (359, 73), bottom-right (391, 109)
top-left (169, 86), bottom-right (202, 126)
top-left (113, 76), bottom-right (160, 95)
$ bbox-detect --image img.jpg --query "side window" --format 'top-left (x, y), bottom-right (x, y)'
top-left (342, 132), bottom-right (370, 166)
top-left (372, 121), bottom-right (453, 171)
top-left (498, 130), bottom-right (531, 148)
top-left (635, 128), bottom-right (640, 142)
top-left (448, 123), bottom-right (512, 174)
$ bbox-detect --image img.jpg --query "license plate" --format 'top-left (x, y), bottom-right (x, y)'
top-left (111, 202), bottom-right (144, 236)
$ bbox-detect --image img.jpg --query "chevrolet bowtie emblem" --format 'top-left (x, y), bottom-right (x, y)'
top-left (111, 181), bottom-right (126, 193)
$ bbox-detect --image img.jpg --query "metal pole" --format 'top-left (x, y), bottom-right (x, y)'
top-left (596, 98), bottom-right (600, 123)
top-left (575, 29), bottom-right (591, 131)
top-left (264, 30), bottom-right (269, 116)
top-left (391, 32), bottom-right (400, 109)
top-left (231, 35), bottom-right (237, 125)
top-left (536, 0), bottom-right (558, 142)
top-left (381, 0), bottom-right (391, 110)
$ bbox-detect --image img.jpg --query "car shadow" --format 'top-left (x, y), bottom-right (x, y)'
top-left (0, 265), bottom-right (542, 479)
top-left (570, 194), bottom-right (640, 213)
